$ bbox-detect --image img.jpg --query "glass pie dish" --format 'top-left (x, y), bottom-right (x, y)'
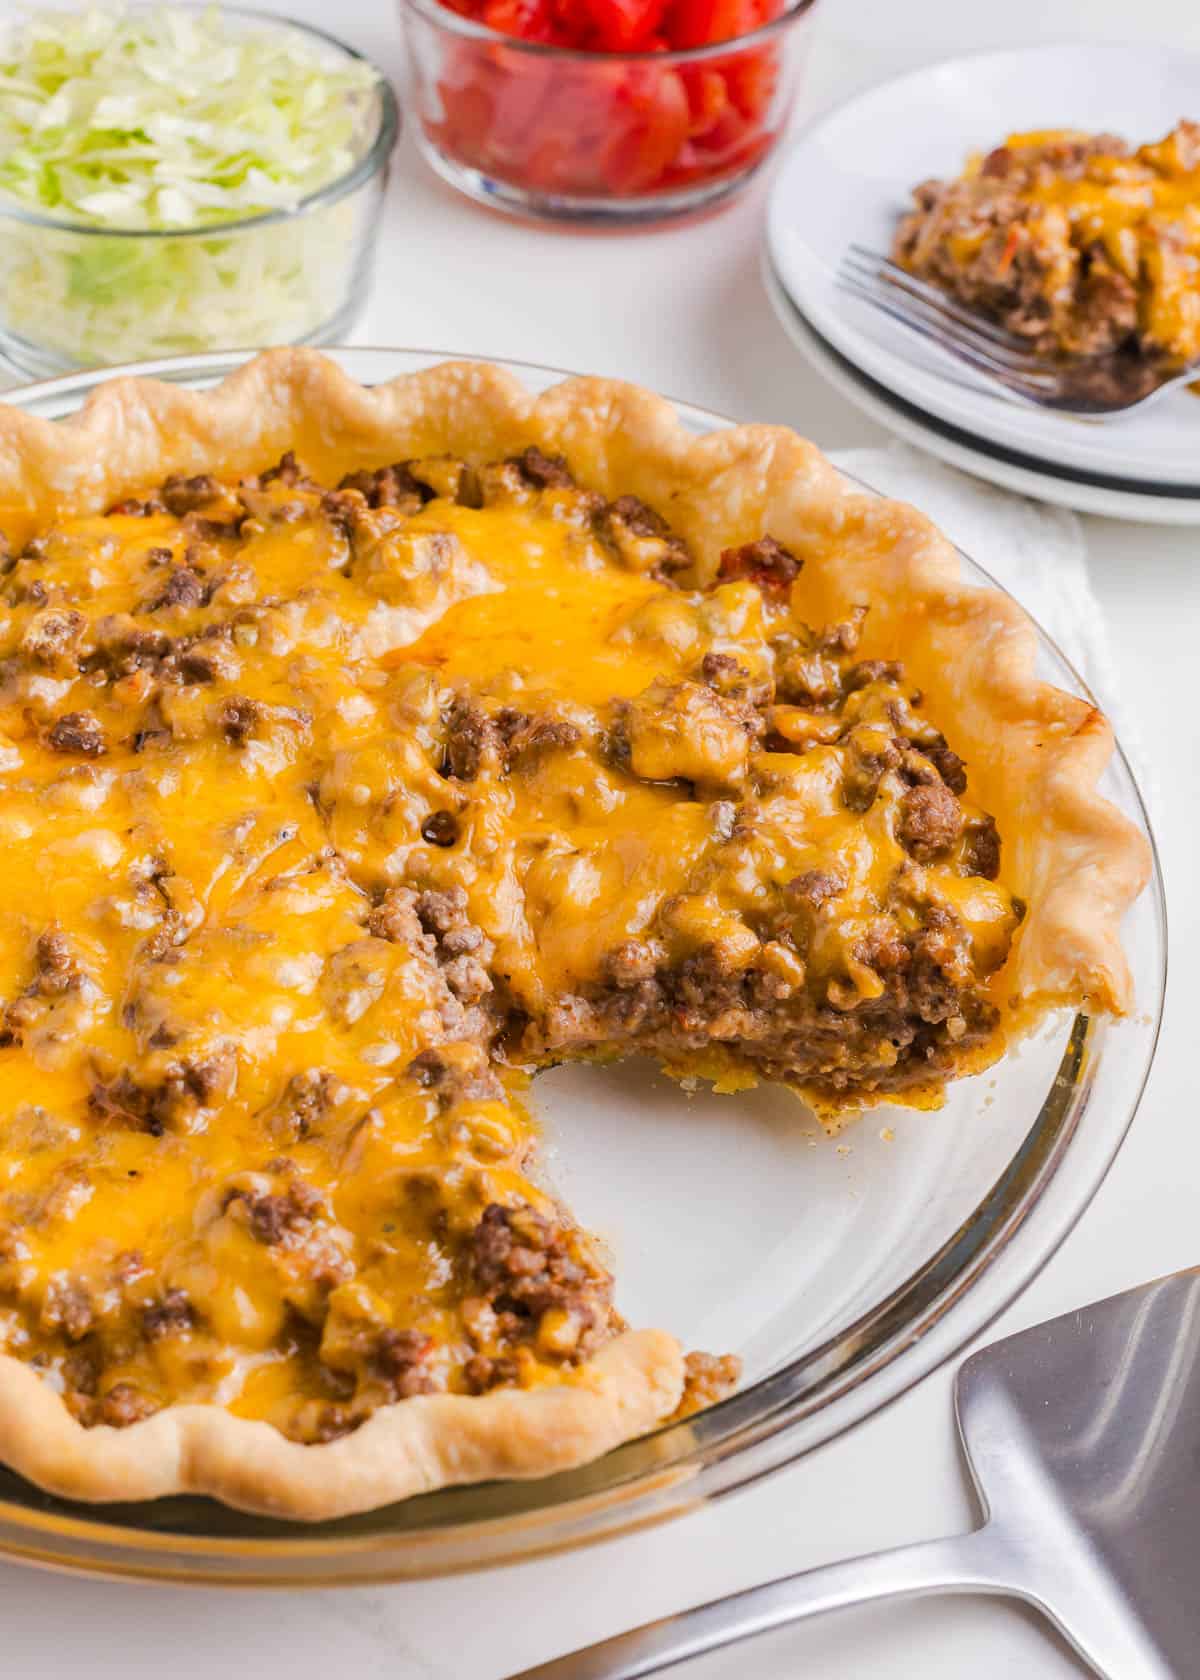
top-left (0, 346), bottom-right (1164, 1584)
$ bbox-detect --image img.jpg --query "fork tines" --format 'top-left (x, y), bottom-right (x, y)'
top-left (835, 244), bottom-right (1058, 395)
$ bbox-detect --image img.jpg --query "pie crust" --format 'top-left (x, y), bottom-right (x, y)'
top-left (0, 349), bottom-right (1149, 1519)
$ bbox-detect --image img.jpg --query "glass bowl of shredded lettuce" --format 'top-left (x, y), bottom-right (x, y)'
top-left (0, 5), bottom-right (398, 375)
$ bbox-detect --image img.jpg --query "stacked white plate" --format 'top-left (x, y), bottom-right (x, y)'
top-left (764, 43), bottom-right (1200, 524)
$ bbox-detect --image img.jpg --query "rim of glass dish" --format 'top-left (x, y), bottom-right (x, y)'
top-left (401, 0), bottom-right (817, 65)
top-left (0, 6), bottom-right (399, 240)
top-left (0, 346), bottom-right (1166, 1585)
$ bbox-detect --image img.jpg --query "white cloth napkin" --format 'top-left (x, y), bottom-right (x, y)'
top-left (829, 442), bottom-right (1148, 801)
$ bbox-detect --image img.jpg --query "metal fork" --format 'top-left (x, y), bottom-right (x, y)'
top-left (835, 243), bottom-right (1200, 418)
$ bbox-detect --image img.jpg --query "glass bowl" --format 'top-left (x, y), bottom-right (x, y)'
top-left (0, 11), bottom-right (399, 380)
top-left (0, 347), bottom-right (1166, 1584)
top-left (399, 0), bottom-right (818, 223)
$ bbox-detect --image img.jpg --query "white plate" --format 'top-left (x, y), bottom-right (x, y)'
top-left (764, 254), bottom-right (1200, 524)
top-left (766, 42), bottom-right (1200, 494)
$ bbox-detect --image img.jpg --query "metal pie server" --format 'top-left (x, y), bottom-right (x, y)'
top-left (512, 1269), bottom-right (1200, 1680)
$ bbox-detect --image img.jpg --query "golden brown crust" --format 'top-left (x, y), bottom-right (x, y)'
top-left (0, 1329), bottom-right (682, 1520)
top-left (0, 348), bottom-right (1148, 1517)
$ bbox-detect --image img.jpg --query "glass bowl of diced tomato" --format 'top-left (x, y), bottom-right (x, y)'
top-left (400, 0), bottom-right (818, 221)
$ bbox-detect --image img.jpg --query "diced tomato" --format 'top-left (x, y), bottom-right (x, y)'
top-left (438, 78), bottom-right (496, 160)
top-left (720, 42), bottom-right (778, 120)
top-left (661, 0), bottom-right (758, 50)
top-left (577, 0), bottom-right (669, 50)
top-left (549, 0), bottom-right (597, 44)
top-left (679, 65), bottom-right (727, 138)
top-left (441, 0), bottom-right (781, 46)
top-left (598, 63), bottom-right (690, 190)
top-left (427, 0), bottom-right (787, 201)
top-left (482, 0), bottom-right (562, 42)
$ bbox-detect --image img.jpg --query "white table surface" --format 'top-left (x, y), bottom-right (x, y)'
top-left (0, 0), bottom-right (1195, 1674)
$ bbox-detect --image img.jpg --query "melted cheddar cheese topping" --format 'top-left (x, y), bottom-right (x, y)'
top-left (0, 451), bottom-right (1018, 1438)
top-left (896, 122), bottom-right (1200, 373)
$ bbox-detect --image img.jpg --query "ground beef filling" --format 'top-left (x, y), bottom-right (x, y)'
top-left (532, 901), bottom-right (1004, 1101)
top-left (458, 1202), bottom-right (621, 1396)
top-left (525, 620), bottom-right (1014, 1097)
top-left (892, 123), bottom-right (1200, 403)
top-left (0, 443), bottom-right (1013, 1440)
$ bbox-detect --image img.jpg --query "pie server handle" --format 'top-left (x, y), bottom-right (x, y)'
top-left (504, 1521), bottom-right (1154, 1680)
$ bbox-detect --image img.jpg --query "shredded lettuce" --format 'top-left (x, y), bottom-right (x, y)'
top-left (0, 6), bottom-right (386, 366)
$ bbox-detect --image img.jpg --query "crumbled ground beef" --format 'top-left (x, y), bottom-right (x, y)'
top-left (97, 1382), bottom-right (161, 1427)
top-left (774, 647), bottom-right (841, 709)
top-left (84, 615), bottom-right (173, 677)
top-left (717, 537), bottom-right (802, 600)
top-left (604, 940), bottom-right (662, 987)
top-left (903, 735), bottom-right (965, 795)
top-left (374, 1329), bottom-right (438, 1400)
top-left (258, 451), bottom-right (311, 490)
top-left (0, 928), bottom-right (88, 1046)
top-left (406, 1044), bottom-right (503, 1106)
top-left (142, 1290), bottom-right (194, 1340)
top-left (523, 853), bottom-right (1004, 1100)
top-left (61, 1347), bottom-right (99, 1399)
top-left (39, 1277), bottom-right (95, 1341)
top-left (508, 446), bottom-right (574, 489)
top-left (181, 513), bottom-right (237, 546)
top-left (224, 1179), bottom-right (324, 1246)
top-left (844, 659), bottom-right (903, 692)
top-left (787, 869), bottom-right (846, 911)
top-left (596, 495), bottom-right (691, 575)
top-left (372, 881), bottom-right (500, 1013)
top-left (218, 694), bottom-right (262, 746)
top-left (903, 905), bottom-right (976, 1023)
top-left (317, 488), bottom-right (360, 538)
top-left (818, 614), bottom-right (866, 654)
top-left (171, 633), bottom-right (237, 685)
top-left (47, 710), bottom-right (107, 757)
top-left (89, 1053), bottom-right (234, 1135)
top-left (671, 1350), bottom-right (742, 1419)
top-left (146, 564), bottom-right (209, 612)
top-left (20, 607), bottom-right (84, 669)
top-left (462, 1201), bottom-right (616, 1374)
top-left (963, 814), bottom-right (1001, 880)
top-left (107, 490), bottom-right (170, 517)
top-left (273, 1069), bottom-right (339, 1142)
top-left (462, 1352), bottom-right (521, 1395)
top-left (160, 475), bottom-right (222, 518)
top-left (505, 715), bottom-right (581, 769)
top-left (898, 781), bottom-right (964, 861)
top-left (443, 697), bottom-right (500, 780)
top-left (300, 1404), bottom-right (363, 1444)
top-left (137, 906), bottom-right (186, 962)
top-left (606, 495), bottom-right (663, 537)
top-left (33, 929), bottom-right (76, 992)
top-left (841, 725), bottom-right (901, 812)
top-left (415, 886), bottom-right (488, 951)
top-left (700, 651), bottom-right (742, 690)
top-left (338, 462), bottom-right (433, 511)
top-left (367, 886), bottom-right (430, 947)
